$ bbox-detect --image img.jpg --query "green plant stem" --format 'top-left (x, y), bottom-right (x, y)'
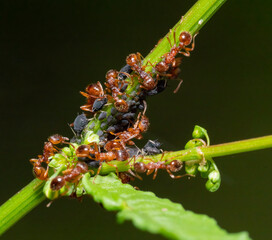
top-left (0, 178), bottom-right (45, 236)
top-left (0, 0), bottom-right (228, 236)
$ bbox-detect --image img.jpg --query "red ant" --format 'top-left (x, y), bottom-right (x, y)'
top-left (75, 143), bottom-right (129, 178)
top-left (119, 172), bottom-right (135, 184)
top-left (76, 143), bottom-right (129, 162)
top-left (154, 31), bottom-right (194, 73)
top-left (105, 69), bottom-right (130, 113)
top-left (43, 134), bottom-right (70, 161)
top-left (126, 53), bottom-right (158, 91)
top-left (133, 160), bottom-right (183, 180)
top-left (80, 81), bottom-right (105, 112)
top-left (30, 155), bottom-right (48, 180)
top-left (50, 162), bottom-right (89, 191)
top-left (112, 110), bottom-right (149, 148)
top-left (104, 140), bottom-right (123, 151)
top-left (30, 134), bottom-right (69, 180)
top-left (151, 31), bottom-right (195, 93)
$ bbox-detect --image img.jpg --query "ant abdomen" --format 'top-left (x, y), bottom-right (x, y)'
top-left (134, 162), bottom-right (146, 173)
top-left (50, 176), bottom-right (66, 191)
top-left (116, 149), bottom-right (129, 161)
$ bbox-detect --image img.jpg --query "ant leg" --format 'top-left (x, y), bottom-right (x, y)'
top-left (166, 169), bottom-right (192, 179)
top-left (179, 16), bottom-right (184, 25)
top-left (146, 169), bottom-right (154, 175)
top-left (167, 32), bottom-right (173, 48)
top-left (80, 91), bottom-right (90, 98)
top-left (166, 169), bottom-right (183, 179)
top-left (179, 51), bottom-right (191, 57)
top-left (106, 161), bottom-right (119, 177)
top-left (80, 105), bottom-right (92, 112)
top-left (119, 71), bottom-right (131, 79)
top-left (142, 100), bottom-right (147, 116)
top-left (173, 29), bottom-right (177, 46)
top-left (146, 60), bottom-right (155, 68)
top-left (137, 52), bottom-right (145, 61)
top-left (93, 142), bottom-right (99, 153)
top-left (160, 152), bottom-right (165, 162)
top-left (128, 169), bottom-right (143, 181)
top-left (88, 169), bottom-right (95, 175)
top-left (63, 142), bottom-right (75, 149)
top-left (97, 81), bottom-right (104, 96)
top-left (30, 158), bottom-right (38, 165)
top-left (133, 112), bottom-right (142, 128)
top-left (153, 168), bottom-right (158, 180)
top-left (173, 79), bottom-right (183, 94)
top-left (43, 166), bottom-right (49, 179)
top-left (93, 162), bottom-right (102, 183)
top-left (180, 33), bottom-right (198, 56)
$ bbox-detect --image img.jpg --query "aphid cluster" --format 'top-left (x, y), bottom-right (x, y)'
top-left (30, 27), bottom-right (197, 198)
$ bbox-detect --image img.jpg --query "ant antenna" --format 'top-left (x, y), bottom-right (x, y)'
top-left (143, 100), bottom-right (147, 116)
top-left (68, 123), bottom-right (77, 137)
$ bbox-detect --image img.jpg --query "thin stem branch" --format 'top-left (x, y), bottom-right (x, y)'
top-left (201, 135), bottom-right (272, 157)
top-left (1, 135), bottom-right (271, 235)
top-left (98, 135), bottom-right (272, 174)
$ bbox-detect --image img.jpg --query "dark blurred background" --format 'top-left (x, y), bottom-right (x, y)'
top-left (0, 0), bottom-right (271, 239)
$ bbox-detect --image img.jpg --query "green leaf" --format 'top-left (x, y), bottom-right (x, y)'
top-left (82, 173), bottom-right (251, 240)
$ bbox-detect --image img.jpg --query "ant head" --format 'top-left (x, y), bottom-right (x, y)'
top-left (85, 82), bottom-right (103, 96)
top-left (50, 176), bottom-right (65, 191)
top-left (106, 69), bottom-right (118, 80)
top-left (126, 53), bottom-right (139, 66)
top-left (139, 116), bottom-right (149, 133)
top-left (76, 145), bottom-right (91, 158)
top-left (48, 134), bottom-right (68, 145)
top-left (168, 160), bottom-right (183, 172)
top-left (114, 99), bottom-right (129, 113)
top-left (179, 31), bottom-right (192, 46)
